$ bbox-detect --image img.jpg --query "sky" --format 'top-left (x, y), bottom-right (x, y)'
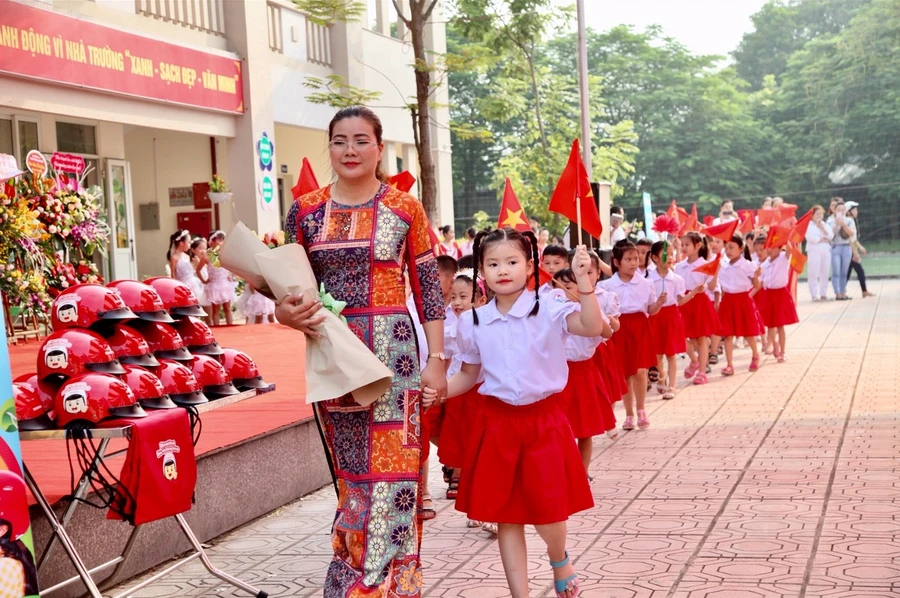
top-left (575, 0), bottom-right (770, 59)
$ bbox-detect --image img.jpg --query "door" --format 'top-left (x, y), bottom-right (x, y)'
top-left (106, 159), bottom-right (137, 281)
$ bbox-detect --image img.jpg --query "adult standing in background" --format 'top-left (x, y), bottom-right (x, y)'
top-left (610, 206), bottom-right (628, 244)
top-left (437, 225), bottom-right (461, 259)
top-left (845, 201), bottom-right (875, 298)
top-left (826, 199), bottom-right (856, 301)
top-left (459, 227), bottom-right (476, 257)
top-left (804, 205), bottom-right (833, 301)
top-left (713, 200), bottom-right (738, 226)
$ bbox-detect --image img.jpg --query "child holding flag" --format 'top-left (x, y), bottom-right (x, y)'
top-left (717, 234), bottom-right (763, 375)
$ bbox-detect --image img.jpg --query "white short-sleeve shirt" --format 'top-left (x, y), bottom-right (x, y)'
top-left (805, 221), bottom-right (834, 249)
top-left (455, 290), bottom-right (577, 406)
top-left (761, 252), bottom-right (791, 289)
top-left (599, 273), bottom-right (657, 315)
top-left (719, 257), bottom-right (757, 294)
top-left (648, 268), bottom-right (686, 307)
top-left (595, 284), bottom-right (621, 317)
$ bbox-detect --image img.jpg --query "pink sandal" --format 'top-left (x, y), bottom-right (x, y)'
top-left (684, 361), bottom-right (699, 378)
top-left (749, 357), bottom-right (760, 371)
top-left (721, 366), bottom-right (735, 376)
top-left (637, 410), bottom-right (650, 429)
top-left (622, 416), bottom-right (635, 430)
top-left (693, 372), bottom-right (708, 385)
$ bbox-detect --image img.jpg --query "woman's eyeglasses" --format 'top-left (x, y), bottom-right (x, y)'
top-left (329, 140), bottom-right (375, 151)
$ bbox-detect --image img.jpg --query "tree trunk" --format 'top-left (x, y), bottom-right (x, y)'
top-left (408, 2), bottom-right (439, 224)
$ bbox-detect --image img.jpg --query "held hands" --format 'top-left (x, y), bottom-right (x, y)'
top-left (422, 386), bottom-right (441, 409)
top-left (420, 359), bottom-right (448, 409)
top-left (274, 293), bottom-right (325, 336)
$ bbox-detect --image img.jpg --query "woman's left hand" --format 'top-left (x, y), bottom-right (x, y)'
top-left (420, 359), bottom-right (447, 405)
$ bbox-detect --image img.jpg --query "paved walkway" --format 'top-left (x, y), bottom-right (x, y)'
top-left (117, 280), bottom-right (900, 597)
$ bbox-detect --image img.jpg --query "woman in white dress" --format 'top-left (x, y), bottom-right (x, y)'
top-left (169, 230), bottom-right (208, 319)
top-left (804, 205), bottom-right (833, 301)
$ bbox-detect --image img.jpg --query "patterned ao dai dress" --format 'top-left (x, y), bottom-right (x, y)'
top-left (285, 183), bottom-right (444, 598)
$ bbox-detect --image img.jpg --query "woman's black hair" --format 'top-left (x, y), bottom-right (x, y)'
top-left (611, 240), bottom-right (638, 275)
top-left (328, 106), bottom-right (388, 183)
top-left (683, 231), bottom-right (709, 260)
top-left (0, 520), bottom-right (39, 595)
top-left (471, 227), bottom-right (540, 324)
top-left (730, 233), bottom-right (752, 260)
top-left (167, 229), bottom-right (189, 261)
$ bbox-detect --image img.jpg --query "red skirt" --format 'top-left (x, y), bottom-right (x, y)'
top-left (438, 384), bottom-right (483, 468)
top-left (649, 305), bottom-right (687, 356)
top-left (456, 396), bottom-right (593, 525)
top-left (555, 360), bottom-right (616, 438)
top-left (758, 286), bottom-right (799, 328)
top-left (679, 293), bottom-right (721, 339)
top-left (613, 312), bottom-right (657, 377)
top-left (594, 341), bottom-right (627, 401)
top-left (718, 291), bottom-right (763, 337)
top-left (421, 403), bottom-right (444, 461)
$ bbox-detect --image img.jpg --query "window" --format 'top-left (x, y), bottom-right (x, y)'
top-left (18, 120), bottom-right (38, 161)
top-left (56, 122), bottom-right (97, 155)
top-left (0, 118), bottom-right (12, 156)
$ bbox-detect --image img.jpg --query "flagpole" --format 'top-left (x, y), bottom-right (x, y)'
top-left (576, 0), bottom-right (592, 180)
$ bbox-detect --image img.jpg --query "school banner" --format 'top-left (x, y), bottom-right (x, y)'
top-left (0, 0), bottom-right (243, 114)
top-left (0, 297), bottom-right (40, 597)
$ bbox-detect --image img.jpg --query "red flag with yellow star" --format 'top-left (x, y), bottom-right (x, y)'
top-left (692, 253), bottom-right (721, 277)
top-left (548, 140), bottom-right (603, 239)
top-left (389, 171), bottom-right (416, 193)
top-left (291, 157), bottom-right (319, 200)
top-left (764, 224), bottom-right (791, 249)
top-left (497, 178), bottom-right (531, 232)
top-left (703, 219), bottom-right (739, 242)
top-left (788, 208), bottom-right (813, 246)
top-left (788, 242), bottom-right (807, 274)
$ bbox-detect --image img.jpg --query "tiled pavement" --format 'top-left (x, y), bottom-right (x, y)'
top-left (116, 280), bottom-right (900, 597)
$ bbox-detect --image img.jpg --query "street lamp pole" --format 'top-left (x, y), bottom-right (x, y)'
top-left (576, 0), bottom-right (591, 179)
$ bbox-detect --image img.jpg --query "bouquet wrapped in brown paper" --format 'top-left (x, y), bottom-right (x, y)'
top-left (218, 222), bottom-right (393, 406)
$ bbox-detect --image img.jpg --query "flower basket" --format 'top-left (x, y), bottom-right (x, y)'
top-left (208, 192), bottom-right (233, 204)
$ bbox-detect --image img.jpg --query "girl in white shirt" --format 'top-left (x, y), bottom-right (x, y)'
top-left (804, 205), bottom-right (834, 301)
top-left (600, 241), bottom-right (666, 431)
top-left (423, 228), bottom-right (604, 598)
top-left (674, 232), bottom-right (721, 385)
top-left (552, 267), bottom-right (615, 473)
top-left (759, 248), bottom-right (798, 362)
top-left (591, 260), bottom-right (629, 415)
top-left (717, 235), bottom-right (763, 376)
top-left (648, 241), bottom-right (707, 399)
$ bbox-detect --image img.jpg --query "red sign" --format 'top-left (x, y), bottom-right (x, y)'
top-left (51, 152), bottom-right (86, 175)
top-left (192, 182), bottom-right (211, 210)
top-left (0, 0), bottom-right (243, 114)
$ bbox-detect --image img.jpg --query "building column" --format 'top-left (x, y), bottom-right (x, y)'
top-left (382, 143), bottom-right (398, 178)
top-left (424, 2), bottom-right (454, 228)
top-left (221, 0), bottom-right (280, 234)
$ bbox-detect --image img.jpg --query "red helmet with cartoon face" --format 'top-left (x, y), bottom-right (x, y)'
top-left (0, 470), bottom-right (30, 540)
top-left (14, 381), bottom-right (55, 431)
top-left (154, 360), bottom-right (208, 406)
top-left (51, 283), bottom-right (136, 331)
top-left (14, 374), bottom-right (58, 418)
top-left (106, 280), bottom-right (175, 323)
top-left (101, 323), bottom-right (160, 368)
top-left (54, 373), bottom-right (147, 428)
top-left (173, 317), bottom-right (223, 356)
top-left (127, 321), bottom-right (193, 362)
top-left (120, 364), bottom-right (177, 410)
top-left (190, 355), bottom-right (240, 398)
top-left (145, 277), bottom-right (207, 318)
top-left (38, 329), bottom-right (126, 382)
top-left (220, 348), bottom-right (269, 390)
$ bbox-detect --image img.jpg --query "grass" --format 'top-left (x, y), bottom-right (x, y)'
top-left (798, 252), bottom-right (900, 280)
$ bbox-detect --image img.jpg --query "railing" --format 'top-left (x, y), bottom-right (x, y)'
top-left (306, 20), bottom-right (331, 66)
top-left (267, 2), bottom-right (283, 53)
top-left (135, 0), bottom-right (226, 37)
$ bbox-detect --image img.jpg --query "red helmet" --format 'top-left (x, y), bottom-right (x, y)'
top-left (51, 283), bottom-right (136, 331)
top-left (191, 355), bottom-right (240, 398)
top-left (120, 364), bottom-right (178, 410)
top-left (221, 348), bottom-right (269, 390)
top-left (0, 470), bottom-right (29, 539)
top-left (145, 277), bottom-right (207, 318)
top-left (38, 329), bottom-right (126, 382)
top-left (14, 381), bottom-right (55, 430)
top-left (154, 360), bottom-right (208, 406)
top-left (106, 280), bottom-right (175, 323)
top-left (14, 374), bottom-right (59, 419)
top-left (173, 317), bottom-right (223, 356)
top-left (54, 373), bottom-right (147, 428)
top-left (101, 323), bottom-right (160, 368)
top-left (127, 321), bottom-right (193, 362)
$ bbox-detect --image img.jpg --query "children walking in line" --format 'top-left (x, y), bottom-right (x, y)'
top-left (675, 232), bottom-right (721, 384)
top-left (759, 246), bottom-right (799, 362)
top-left (424, 228), bottom-right (605, 598)
top-left (717, 234), bottom-right (763, 375)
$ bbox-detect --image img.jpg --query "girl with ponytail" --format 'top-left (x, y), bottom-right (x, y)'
top-left (423, 230), bottom-right (604, 598)
top-left (675, 232), bottom-right (722, 385)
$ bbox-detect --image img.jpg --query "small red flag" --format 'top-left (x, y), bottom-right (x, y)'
top-left (788, 208), bottom-right (814, 246)
top-left (549, 140), bottom-right (602, 239)
top-left (757, 208), bottom-right (780, 227)
top-left (291, 157), bottom-right (320, 200)
top-left (692, 253), bottom-right (721, 277)
top-left (497, 178), bottom-right (531, 233)
top-left (666, 200), bottom-right (689, 224)
top-left (788, 242), bottom-right (807, 274)
top-left (677, 211), bottom-right (697, 236)
top-left (538, 267), bottom-right (553, 286)
top-left (389, 171), bottom-right (417, 193)
top-left (779, 203), bottom-right (799, 221)
top-left (702, 215), bottom-right (715, 227)
top-left (739, 213), bottom-right (755, 235)
top-left (703, 219), bottom-right (739, 242)
top-left (764, 225), bottom-right (791, 249)
top-left (690, 203), bottom-right (699, 228)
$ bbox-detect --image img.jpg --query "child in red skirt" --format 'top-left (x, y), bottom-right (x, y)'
top-left (600, 241), bottom-right (666, 430)
top-left (589, 253), bottom-right (626, 440)
top-left (759, 246), bottom-right (799, 362)
top-left (718, 234), bottom-right (763, 375)
top-left (552, 268), bottom-right (614, 473)
top-left (423, 229), bottom-right (605, 598)
top-left (674, 232), bottom-right (721, 385)
top-left (752, 237), bottom-right (772, 353)
top-left (648, 241), bottom-right (706, 399)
